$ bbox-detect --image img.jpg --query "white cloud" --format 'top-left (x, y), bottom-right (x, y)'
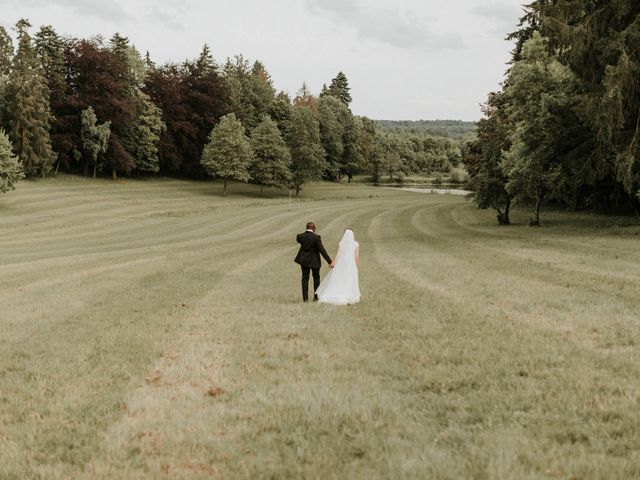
top-left (12, 0), bottom-right (133, 22)
top-left (471, 2), bottom-right (522, 35)
top-left (305, 0), bottom-right (464, 51)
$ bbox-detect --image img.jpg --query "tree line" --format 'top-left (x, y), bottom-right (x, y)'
top-left (0, 19), bottom-right (461, 196)
top-left (464, 1), bottom-right (640, 225)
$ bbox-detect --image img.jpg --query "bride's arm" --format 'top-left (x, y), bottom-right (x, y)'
top-left (355, 245), bottom-right (360, 264)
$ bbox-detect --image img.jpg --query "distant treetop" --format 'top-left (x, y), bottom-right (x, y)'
top-left (375, 119), bottom-right (477, 139)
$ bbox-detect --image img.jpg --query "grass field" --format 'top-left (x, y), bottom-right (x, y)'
top-left (2, 177), bottom-right (640, 479)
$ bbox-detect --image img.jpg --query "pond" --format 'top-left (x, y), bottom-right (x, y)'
top-left (384, 184), bottom-right (472, 196)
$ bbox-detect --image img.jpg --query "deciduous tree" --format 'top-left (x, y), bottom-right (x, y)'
top-left (80, 106), bottom-right (111, 177)
top-left (286, 106), bottom-right (325, 195)
top-left (250, 116), bottom-right (291, 194)
top-left (201, 113), bottom-right (252, 195)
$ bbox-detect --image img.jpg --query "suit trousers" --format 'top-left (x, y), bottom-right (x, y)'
top-left (300, 265), bottom-right (321, 301)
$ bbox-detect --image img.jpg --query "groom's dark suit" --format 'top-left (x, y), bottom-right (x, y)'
top-left (294, 230), bottom-right (332, 301)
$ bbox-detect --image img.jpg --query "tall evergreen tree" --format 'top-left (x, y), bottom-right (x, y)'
top-left (341, 112), bottom-right (359, 182)
top-left (506, 1), bottom-right (545, 63)
top-left (0, 128), bottom-right (24, 193)
top-left (223, 55), bottom-right (275, 131)
top-left (317, 95), bottom-right (346, 179)
top-left (286, 106), bottom-right (325, 195)
top-left (250, 116), bottom-right (291, 194)
top-left (0, 26), bottom-right (13, 130)
top-left (268, 91), bottom-right (294, 137)
top-left (34, 25), bottom-right (69, 170)
top-left (547, 0), bottom-right (640, 205)
top-left (6, 19), bottom-right (56, 177)
top-left (293, 82), bottom-right (317, 112)
top-left (201, 113), bottom-right (253, 195)
top-left (354, 116), bottom-right (381, 181)
top-left (326, 72), bottom-right (352, 108)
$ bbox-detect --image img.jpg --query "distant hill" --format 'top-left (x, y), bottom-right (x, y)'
top-left (376, 120), bottom-right (477, 139)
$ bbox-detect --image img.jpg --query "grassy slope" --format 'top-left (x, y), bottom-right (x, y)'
top-left (1, 177), bottom-right (639, 479)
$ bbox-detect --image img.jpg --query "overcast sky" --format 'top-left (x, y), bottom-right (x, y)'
top-left (1, 0), bottom-right (524, 121)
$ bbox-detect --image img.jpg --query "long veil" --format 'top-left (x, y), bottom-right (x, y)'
top-left (316, 229), bottom-right (360, 305)
top-left (334, 229), bottom-right (356, 265)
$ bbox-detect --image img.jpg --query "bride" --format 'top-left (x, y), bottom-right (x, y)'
top-left (316, 228), bottom-right (361, 305)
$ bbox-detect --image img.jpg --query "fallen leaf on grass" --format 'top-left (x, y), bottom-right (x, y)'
top-left (207, 386), bottom-right (225, 397)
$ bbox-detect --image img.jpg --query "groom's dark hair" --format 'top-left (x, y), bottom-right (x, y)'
top-left (306, 222), bottom-right (316, 231)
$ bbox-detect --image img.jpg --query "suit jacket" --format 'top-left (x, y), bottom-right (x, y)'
top-left (294, 231), bottom-right (332, 269)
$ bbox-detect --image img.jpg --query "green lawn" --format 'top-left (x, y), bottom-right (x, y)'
top-left (1, 177), bottom-right (639, 479)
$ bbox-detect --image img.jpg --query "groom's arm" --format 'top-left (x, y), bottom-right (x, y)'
top-left (317, 236), bottom-right (332, 264)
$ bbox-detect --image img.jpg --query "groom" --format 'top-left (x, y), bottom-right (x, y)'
top-left (294, 222), bottom-right (333, 302)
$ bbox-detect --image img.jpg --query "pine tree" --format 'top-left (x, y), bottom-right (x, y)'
top-left (547, 0), bottom-right (640, 203)
top-left (286, 106), bottom-right (325, 196)
top-left (109, 33), bottom-right (134, 87)
top-left (6, 19), bottom-right (56, 177)
top-left (341, 112), bottom-right (359, 182)
top-left (0, 27), bottom-right (11, 77)
top-left (250, 116), bottom-right (291, 194)
top-left (34, 25), bottom-right (68, 170)
top-left (201, 113), bottom-right (253, 195)
top-left (268, 91), bottom-right (294, 137)
top-left (354, 116), bottom-right (381, 181)
top-left (317, 95), bottom-right (345, 179)
top-left (223, 56), bottom-right (275, 131)
top-left (0, 26), bottom-right (13, 130)
top-left (80, 106), bottom-right (111, 178)
top-left (327, 72), bottom-right (352, 108)
top-left (293, 82), bottom-right (317, 112)
top-left (34, 26), bottom-right (66, 96)
top-left (0, 128), bottom-right (24, 193)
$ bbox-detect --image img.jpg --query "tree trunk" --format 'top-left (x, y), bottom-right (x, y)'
top-left (348, 175), bottom-right (352, 183)
top-left (504, 197), bottom-right (511, 224)
top-left (295, 185), bottom-right (301, 197)
top-left (260, 184), bottom-right (264, 196)
top-left (629, 193), bottom-right (640, 224)
top-left (93, 164), bottom-right (97, 179)
top-left (497, 198), bottom-right (511, 225)
top-left (530, 193), bottom-right (541, 226)
top-left (223, 178), bottom-right (227, 196)
top-left (112, 168), bottom-right (117, 180)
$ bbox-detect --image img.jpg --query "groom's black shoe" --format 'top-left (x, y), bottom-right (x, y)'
top-left (313, 295), bottom-right (319, 302)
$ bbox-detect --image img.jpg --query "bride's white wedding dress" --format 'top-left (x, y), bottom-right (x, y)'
top-left (316, 229), bottom-right (360, 305)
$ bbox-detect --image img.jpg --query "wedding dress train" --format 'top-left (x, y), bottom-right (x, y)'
top-left (315, 229), bottom-right (360, 305)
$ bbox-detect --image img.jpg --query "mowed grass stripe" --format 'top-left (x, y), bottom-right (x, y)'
top-left (2, 179), bottom-right (640, 478)
top-left (86, 195), bottom-right (412, 478)
top-left (377, 200), bottom-right (640, 348)
top-left (408, 204), bottom-right (640, 305)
